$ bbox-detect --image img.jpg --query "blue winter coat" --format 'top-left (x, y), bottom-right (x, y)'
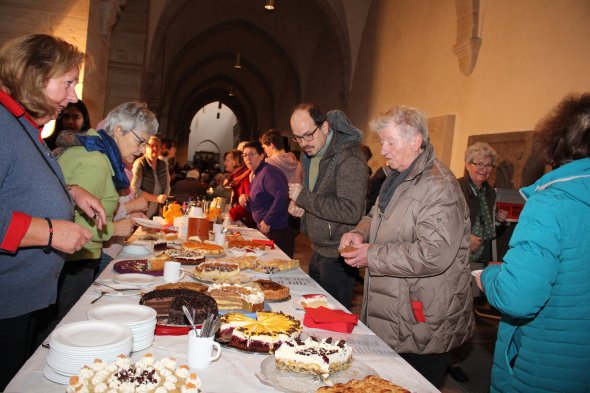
top-left (481, 158), bottom-right (590, 393)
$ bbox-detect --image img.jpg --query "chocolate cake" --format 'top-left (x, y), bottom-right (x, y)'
top-left (140, 288), bottom-right (218, 325)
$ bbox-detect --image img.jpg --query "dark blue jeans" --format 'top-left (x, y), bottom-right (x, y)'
top-left (308, 252), bottom-right (356, 308)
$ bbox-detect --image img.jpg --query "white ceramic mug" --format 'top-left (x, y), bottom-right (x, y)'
top-left (213, 223), bottom-right (224, 235)
top-left (214, 231), bottom-right (225, 246)
top-left (187, 330), bottom-right (221, 369)
top-left (163, 261), bottom-right (183, 283)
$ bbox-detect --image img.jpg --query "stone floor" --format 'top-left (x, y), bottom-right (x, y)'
top-left (293, 233), bottom-right (498, 393)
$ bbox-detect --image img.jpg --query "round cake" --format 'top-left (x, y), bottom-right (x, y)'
top-left (164, 249), bottom-right (206, 265)
top-left (193, 261), bottom-right (240, 282)
top-left (217, 311), bottom-right (302, 352)
top-left (254, 279), bottom-right (290, 301)
top-left (140, 287), bottom-right (217, 325)
top-left (66, 354), bottom-right (201, 393)
top-left (274, 336), bottom-right (352, 379)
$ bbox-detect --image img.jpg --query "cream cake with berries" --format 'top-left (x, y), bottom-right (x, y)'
top-left (217, 311), bottom-right (302, 352)
top-left (66, 354), bottom-right (201, 393)
top-left (274, 336), bottom-right (352, 379)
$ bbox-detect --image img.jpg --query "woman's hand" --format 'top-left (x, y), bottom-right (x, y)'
top-left (124, 195), bottom-right (148, 213)
top-left (51, 219), bottom-right (92, 254)
top-left (470, 234), bottom-right (482, 252)
top-left (69, 185), bottom-right (107, 230)
top-left (288, 200), bottom-right (304, 217)
top-left (238, 194), bottom-right (249, 207)
top-left (113, 218), bottom-right (134, 237)
top-left (259, 220), bottom-right (270, 234)
top-left (496, 209), bottom-right (509, 223)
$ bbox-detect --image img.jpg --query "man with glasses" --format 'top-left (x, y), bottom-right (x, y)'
top-left (131, 136), bottom-right (170, 218)
top-left (288, 103), bottom-right (368, 308)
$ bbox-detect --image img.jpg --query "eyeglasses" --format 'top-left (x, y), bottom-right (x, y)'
top-left (291, 126), bottom-right (319, 143)
top-left (470, 161), bottom-right (495, 170)
top-left (242, 152), bottom-right (259, 159)
top-left (130, 130), bottom-right (148, 147)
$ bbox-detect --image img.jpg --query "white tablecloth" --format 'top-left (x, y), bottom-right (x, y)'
top-left (6, 227), bottom-right (438, 393)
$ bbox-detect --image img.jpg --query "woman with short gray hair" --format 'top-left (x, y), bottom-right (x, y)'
top-left (55, 101), bottom-right (158, 321)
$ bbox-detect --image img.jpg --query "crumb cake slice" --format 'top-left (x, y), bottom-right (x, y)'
top-left (254, 279), bottom-right (290, 301)
top-left (217, 311), bottom-right (302, 352)
top-left (274, 336), bottom-right (352, 379)
top-left (315, 375), bottom-right (410, 392)
top-left (66, 354), bottom-right (202, 393)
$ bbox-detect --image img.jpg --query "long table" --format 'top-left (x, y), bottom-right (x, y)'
top-left (6, 226), bottom-right (438, 393)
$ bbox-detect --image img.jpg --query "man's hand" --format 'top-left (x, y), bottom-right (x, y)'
top-left (156, 194), bottom-right (168, 204)
top-left (70, 185), bottom-right (106, 230)
top-left (288, 201), bottom-right (304, 217)
top-left (339, 232), bottom-right (369, 269)
top-left (259, 220), bottom-right (270, 234)
top-left (288, 183), bottom-right (303, 201)
top-left (51, 219), bottom-right (92, 254)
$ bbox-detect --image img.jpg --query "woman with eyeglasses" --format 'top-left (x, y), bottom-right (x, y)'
top-left (238, 141), bottom-right (294, 257)
top-left (448, 142), bottom-right (509, 383)
top-left (56, 101), bottom-right (158, 320)
top-left (131, 135), bottom-right (170, 218)
top-left (0, 34), bottom-right (107, 390)
top-left (458, 142), bottom-right (508, 268)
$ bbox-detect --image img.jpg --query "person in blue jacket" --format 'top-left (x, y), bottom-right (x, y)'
top-left (475, 93), bottom-right (590, 393)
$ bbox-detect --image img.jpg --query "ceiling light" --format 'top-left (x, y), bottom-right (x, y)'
top-left (234, 52), bottom-right (241, 69)
top-left (264, 0), bottom-right (275, 11)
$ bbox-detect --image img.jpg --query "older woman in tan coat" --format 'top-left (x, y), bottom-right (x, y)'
top-left (340, 106), bottom-right (474, 388)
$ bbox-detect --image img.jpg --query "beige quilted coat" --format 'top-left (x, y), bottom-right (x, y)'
top-left (357, 144), bottom-right (474, 355)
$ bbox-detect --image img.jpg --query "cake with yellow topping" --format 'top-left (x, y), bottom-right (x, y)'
top-left (217, 311), bottom-right (302, 352)
top-left (66, 354), bottom-right (201, 393)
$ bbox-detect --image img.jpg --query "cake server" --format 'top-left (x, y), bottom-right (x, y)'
top-left (182, 305), bottom-right (198, 333)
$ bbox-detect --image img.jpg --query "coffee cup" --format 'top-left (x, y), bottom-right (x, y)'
top-left (187, 330), bottom-right (221, 369)
top-left (163, 261), bottom-right (184, 283)
top-left (214, 231), bottom-right (225, 246)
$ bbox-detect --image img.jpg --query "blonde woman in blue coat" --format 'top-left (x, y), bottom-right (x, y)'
top-left (475, 93), bottom-right (590, 392)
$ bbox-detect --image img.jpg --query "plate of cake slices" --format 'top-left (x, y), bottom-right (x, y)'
top-left (294, 294), bottom-right (336, 310)
top-left (253, 279), bottom-right (291, 302)
top-left (113, 259), bottom-right (164, 276)
top-left (257, 337), bottom-right (378, 393)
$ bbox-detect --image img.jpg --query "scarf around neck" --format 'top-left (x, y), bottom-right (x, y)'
top-left (77, 129), bottom-right (130, 191)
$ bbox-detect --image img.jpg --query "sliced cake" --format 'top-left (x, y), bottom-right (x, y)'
top-left (275, 336), bottom-right (353, 379)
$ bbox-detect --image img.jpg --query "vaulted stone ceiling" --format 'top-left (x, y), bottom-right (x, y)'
top-left (135, 0), bottom-right (357, 143)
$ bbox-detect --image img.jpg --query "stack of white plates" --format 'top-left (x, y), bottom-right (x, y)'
top-left (87, 304), bottom-right (157, 352)
top-left (44, 321), bottom-right (133, 384)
